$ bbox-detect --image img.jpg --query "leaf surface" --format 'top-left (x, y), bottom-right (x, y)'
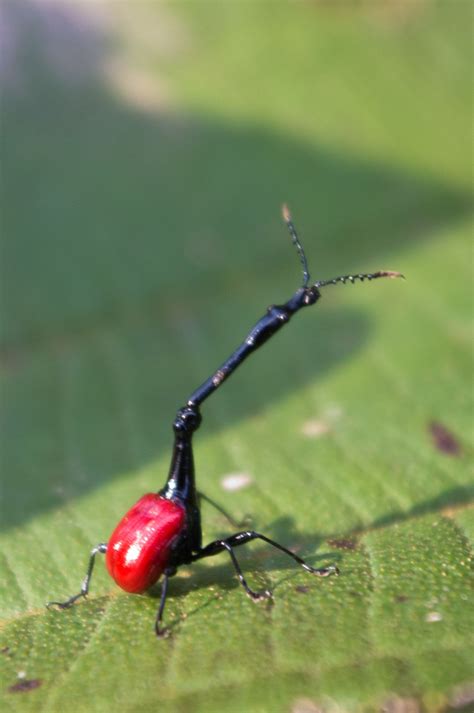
top-left (1, 3), bottom-right (472, 712)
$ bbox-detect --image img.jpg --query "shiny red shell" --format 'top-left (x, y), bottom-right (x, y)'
top-left (106, 494), bottom-right (186, 593)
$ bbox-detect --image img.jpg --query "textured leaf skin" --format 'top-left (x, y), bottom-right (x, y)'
top-left (1, 2), bottom-right (472, 713)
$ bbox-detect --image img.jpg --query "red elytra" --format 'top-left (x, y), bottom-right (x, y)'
top-left (106, 494), bottom-right (186, 593)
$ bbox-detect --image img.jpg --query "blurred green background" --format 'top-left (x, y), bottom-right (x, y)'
top-left (1, 2), bottom-right (472, 712)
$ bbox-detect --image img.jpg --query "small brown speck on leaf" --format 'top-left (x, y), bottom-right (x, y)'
top-left (381, 696), bottom-right (421, 713)
top-left (429, 421), bottom-right (462, 456)
top-left (395, 594), bottom-right (409, 603)
top-left (328, 537), bottom-right (357, 550)
top-left (301, 419), bottom-right (330, 438)
top-left (8, 679), bottom-right (42, 694)
top-left (449, 682), bottom-right (474, 709)
top-left (291, 697), bottom-right (325, 713)
top-left (295, 585), bottom-right (310, 594)
top-left (425, 611), bottom-right (443, 623)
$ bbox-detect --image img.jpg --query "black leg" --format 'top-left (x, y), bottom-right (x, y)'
top-left (47, 543), bottom-right (107, 609)
top-left (192, 530), bottom-right (338, 600)
top-left (197, 490), bottom-right (249, 528)
top-left (155, 568), bottom-right (175, 638)
top-left (220, 539), bottom-right (272, 600)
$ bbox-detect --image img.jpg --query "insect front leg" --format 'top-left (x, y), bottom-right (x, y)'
top-left (197, 490), bottom-right (250, 528)
top-left (47, 543), bottom-right (107, 609)
top-left (155, 567), bottom-right (176, 638)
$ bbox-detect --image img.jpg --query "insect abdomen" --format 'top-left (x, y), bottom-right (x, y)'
top-left (106, 494), bottom-right (186, 593)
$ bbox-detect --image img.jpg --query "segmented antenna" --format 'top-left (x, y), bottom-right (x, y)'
top-left (282, 204), bottom-right (310, 288)
top-left (315, 271), bottom-right (404, 289)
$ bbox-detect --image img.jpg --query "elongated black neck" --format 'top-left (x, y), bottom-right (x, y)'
top-left (161, 433), bottom-right (196, 503)
top-left (160, 406), bottom-right (201, 505)
top-left (188, 285), bottom-right (320, 408)
top-left (159, 202), bottom-right (403, 507)
top-left (161, 284), bottom-right (320, 502)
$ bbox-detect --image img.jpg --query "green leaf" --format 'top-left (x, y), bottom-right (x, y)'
top-left (1, 3), bottom-right (472, 712)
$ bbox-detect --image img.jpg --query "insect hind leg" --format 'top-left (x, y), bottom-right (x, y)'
top-left (47, 543), bottom-right (107, 609)
top-left (193, 530), bottom-right (338, 600)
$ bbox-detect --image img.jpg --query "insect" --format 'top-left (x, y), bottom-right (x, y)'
top-left (47, 206), bottom-right (403, 636)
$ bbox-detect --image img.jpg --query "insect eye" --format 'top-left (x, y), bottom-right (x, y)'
top-left (303, 287), bottom-right (320, 306)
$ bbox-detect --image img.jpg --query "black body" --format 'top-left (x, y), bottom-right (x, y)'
top-left (47, 207), bottom-right (402, 637)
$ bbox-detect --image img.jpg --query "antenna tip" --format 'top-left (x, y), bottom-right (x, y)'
top-left (377, 271), bottom-right (405, 280)
top-left (282, 203), bottom-right (291, 223)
